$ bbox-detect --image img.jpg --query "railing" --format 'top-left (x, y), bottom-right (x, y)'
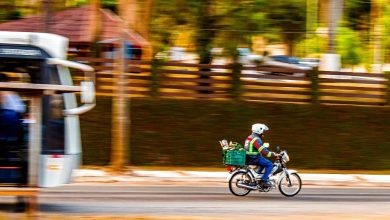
top-left (71, 57), bottom-right (390, 106)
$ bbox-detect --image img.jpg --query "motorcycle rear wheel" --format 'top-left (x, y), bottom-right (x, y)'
top-left (228, 171), bottom-right (252, 196)
top-left (278, 173), bottom-right (302, 197)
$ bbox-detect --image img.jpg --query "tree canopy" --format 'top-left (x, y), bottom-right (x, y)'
top-left (2, 0), bottom-right (390, 66)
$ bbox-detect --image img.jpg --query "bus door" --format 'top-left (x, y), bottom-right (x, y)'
top-left (39, 60), bottom-right (82, 187)
top-left (40, 57), bottom-right (95, 188)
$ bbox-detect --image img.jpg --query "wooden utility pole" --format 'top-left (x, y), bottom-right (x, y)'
top-left (111, 0), bottom-right (131, 171)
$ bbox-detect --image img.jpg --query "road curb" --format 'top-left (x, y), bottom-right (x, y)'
top-left (72, 169), bottom-right (390, 187)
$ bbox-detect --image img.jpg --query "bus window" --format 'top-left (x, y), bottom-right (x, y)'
top-left (0, 58), bottom-right (66, 155)
top-left (0, 59), bottom-right (39, 83)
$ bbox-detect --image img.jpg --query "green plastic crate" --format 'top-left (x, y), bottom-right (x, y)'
top-left (223, 150), bottom-right (246, 166)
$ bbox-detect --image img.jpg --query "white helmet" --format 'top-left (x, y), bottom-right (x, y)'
top-left (251, 123), bottom-right (269, 135)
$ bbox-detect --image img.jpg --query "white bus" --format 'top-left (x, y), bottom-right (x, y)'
top-left (0, 31), bottom-right (95, 188)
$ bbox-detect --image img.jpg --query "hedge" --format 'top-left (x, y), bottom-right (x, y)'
top-left (80, 97), bottom-right (390, 170)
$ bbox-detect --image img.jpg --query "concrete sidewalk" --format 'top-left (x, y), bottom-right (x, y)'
top-left (72, 169), bottom-right (390, 187)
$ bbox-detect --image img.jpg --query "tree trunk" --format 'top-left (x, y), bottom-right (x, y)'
top-left (111, 0), bottom-right (131, 172)
top-left (91, 0), bottom-right (101, 43)
top-left (90, 0), bottom-right (102, 57)
top-left (42, 0), bottom-right (51, 33)
top-left (140, 0), bottom-right (154, 40)
top-left (122, 0), bottom-right (137, 32)
top-left (196, 0), bottom-right (216, 94)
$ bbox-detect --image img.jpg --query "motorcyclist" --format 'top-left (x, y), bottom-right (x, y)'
top-left (244, 123), bottom-right (279, 186)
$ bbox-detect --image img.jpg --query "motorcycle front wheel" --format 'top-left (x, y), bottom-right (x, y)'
top-left (228, 171), bottom-right (252, 196)
top-left (278, 173), bottom-right (302, 197)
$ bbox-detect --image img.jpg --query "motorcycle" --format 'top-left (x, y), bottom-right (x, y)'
top-left (221, 140), bottom-right (302, 197)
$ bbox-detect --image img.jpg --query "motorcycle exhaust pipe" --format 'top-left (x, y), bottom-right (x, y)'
top-left (237, 182), bottom-right (258, 190)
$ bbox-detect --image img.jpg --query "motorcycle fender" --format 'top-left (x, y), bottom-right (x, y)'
top-left (277, 169), bottom-right (299, 185)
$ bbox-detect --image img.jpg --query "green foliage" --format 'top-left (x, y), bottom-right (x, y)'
top-left (191, 0), bottom-right (219, 64)
top-left (264, 0), bottom-right (306, 54)
top-left (383, 4), bottom-right (390, 59)
top-left (344, 0), bottom-right (371, 30)
top-left (74, 0), bottom-right (88, 6)
top-left (0, 0), bottom-right (22, 21)
top-left (336, 26), bottom-right (363, 67)
top-left (5, 10), bottom-right (21, 20)
top-left (152, 0), bottom-right (269, 62)
top-left (150, 0), bottom-right (179, 55)
top-left (213, 0), bottom-right (267, 45)
top-left (80, 97), bottom-right (390, 170)
top-left (295, 35), bottom-right (327, 57)
top-left (101, 0), bottom-right (118, 12)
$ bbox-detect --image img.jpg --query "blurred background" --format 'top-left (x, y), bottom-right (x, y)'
top-left (1, 0), bottom-right (390, 171)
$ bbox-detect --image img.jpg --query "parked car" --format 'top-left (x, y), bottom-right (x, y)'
top-left (211, 47), bottom-right (262, 65)
top-left (237, 48), bottom-right (262, 65)
top-left (299, 58), bottom-right (320, 68)
top-left (268, 55), bottom-right (312, 71)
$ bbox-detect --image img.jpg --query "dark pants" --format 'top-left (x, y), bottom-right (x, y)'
top-left (258, 157), bottom-right (273, 181)
top-left (246, 155), bottom-right (274, 181)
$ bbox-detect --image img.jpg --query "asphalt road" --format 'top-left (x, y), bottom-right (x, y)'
top-left (1, 184), bottom-right (389, 218)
